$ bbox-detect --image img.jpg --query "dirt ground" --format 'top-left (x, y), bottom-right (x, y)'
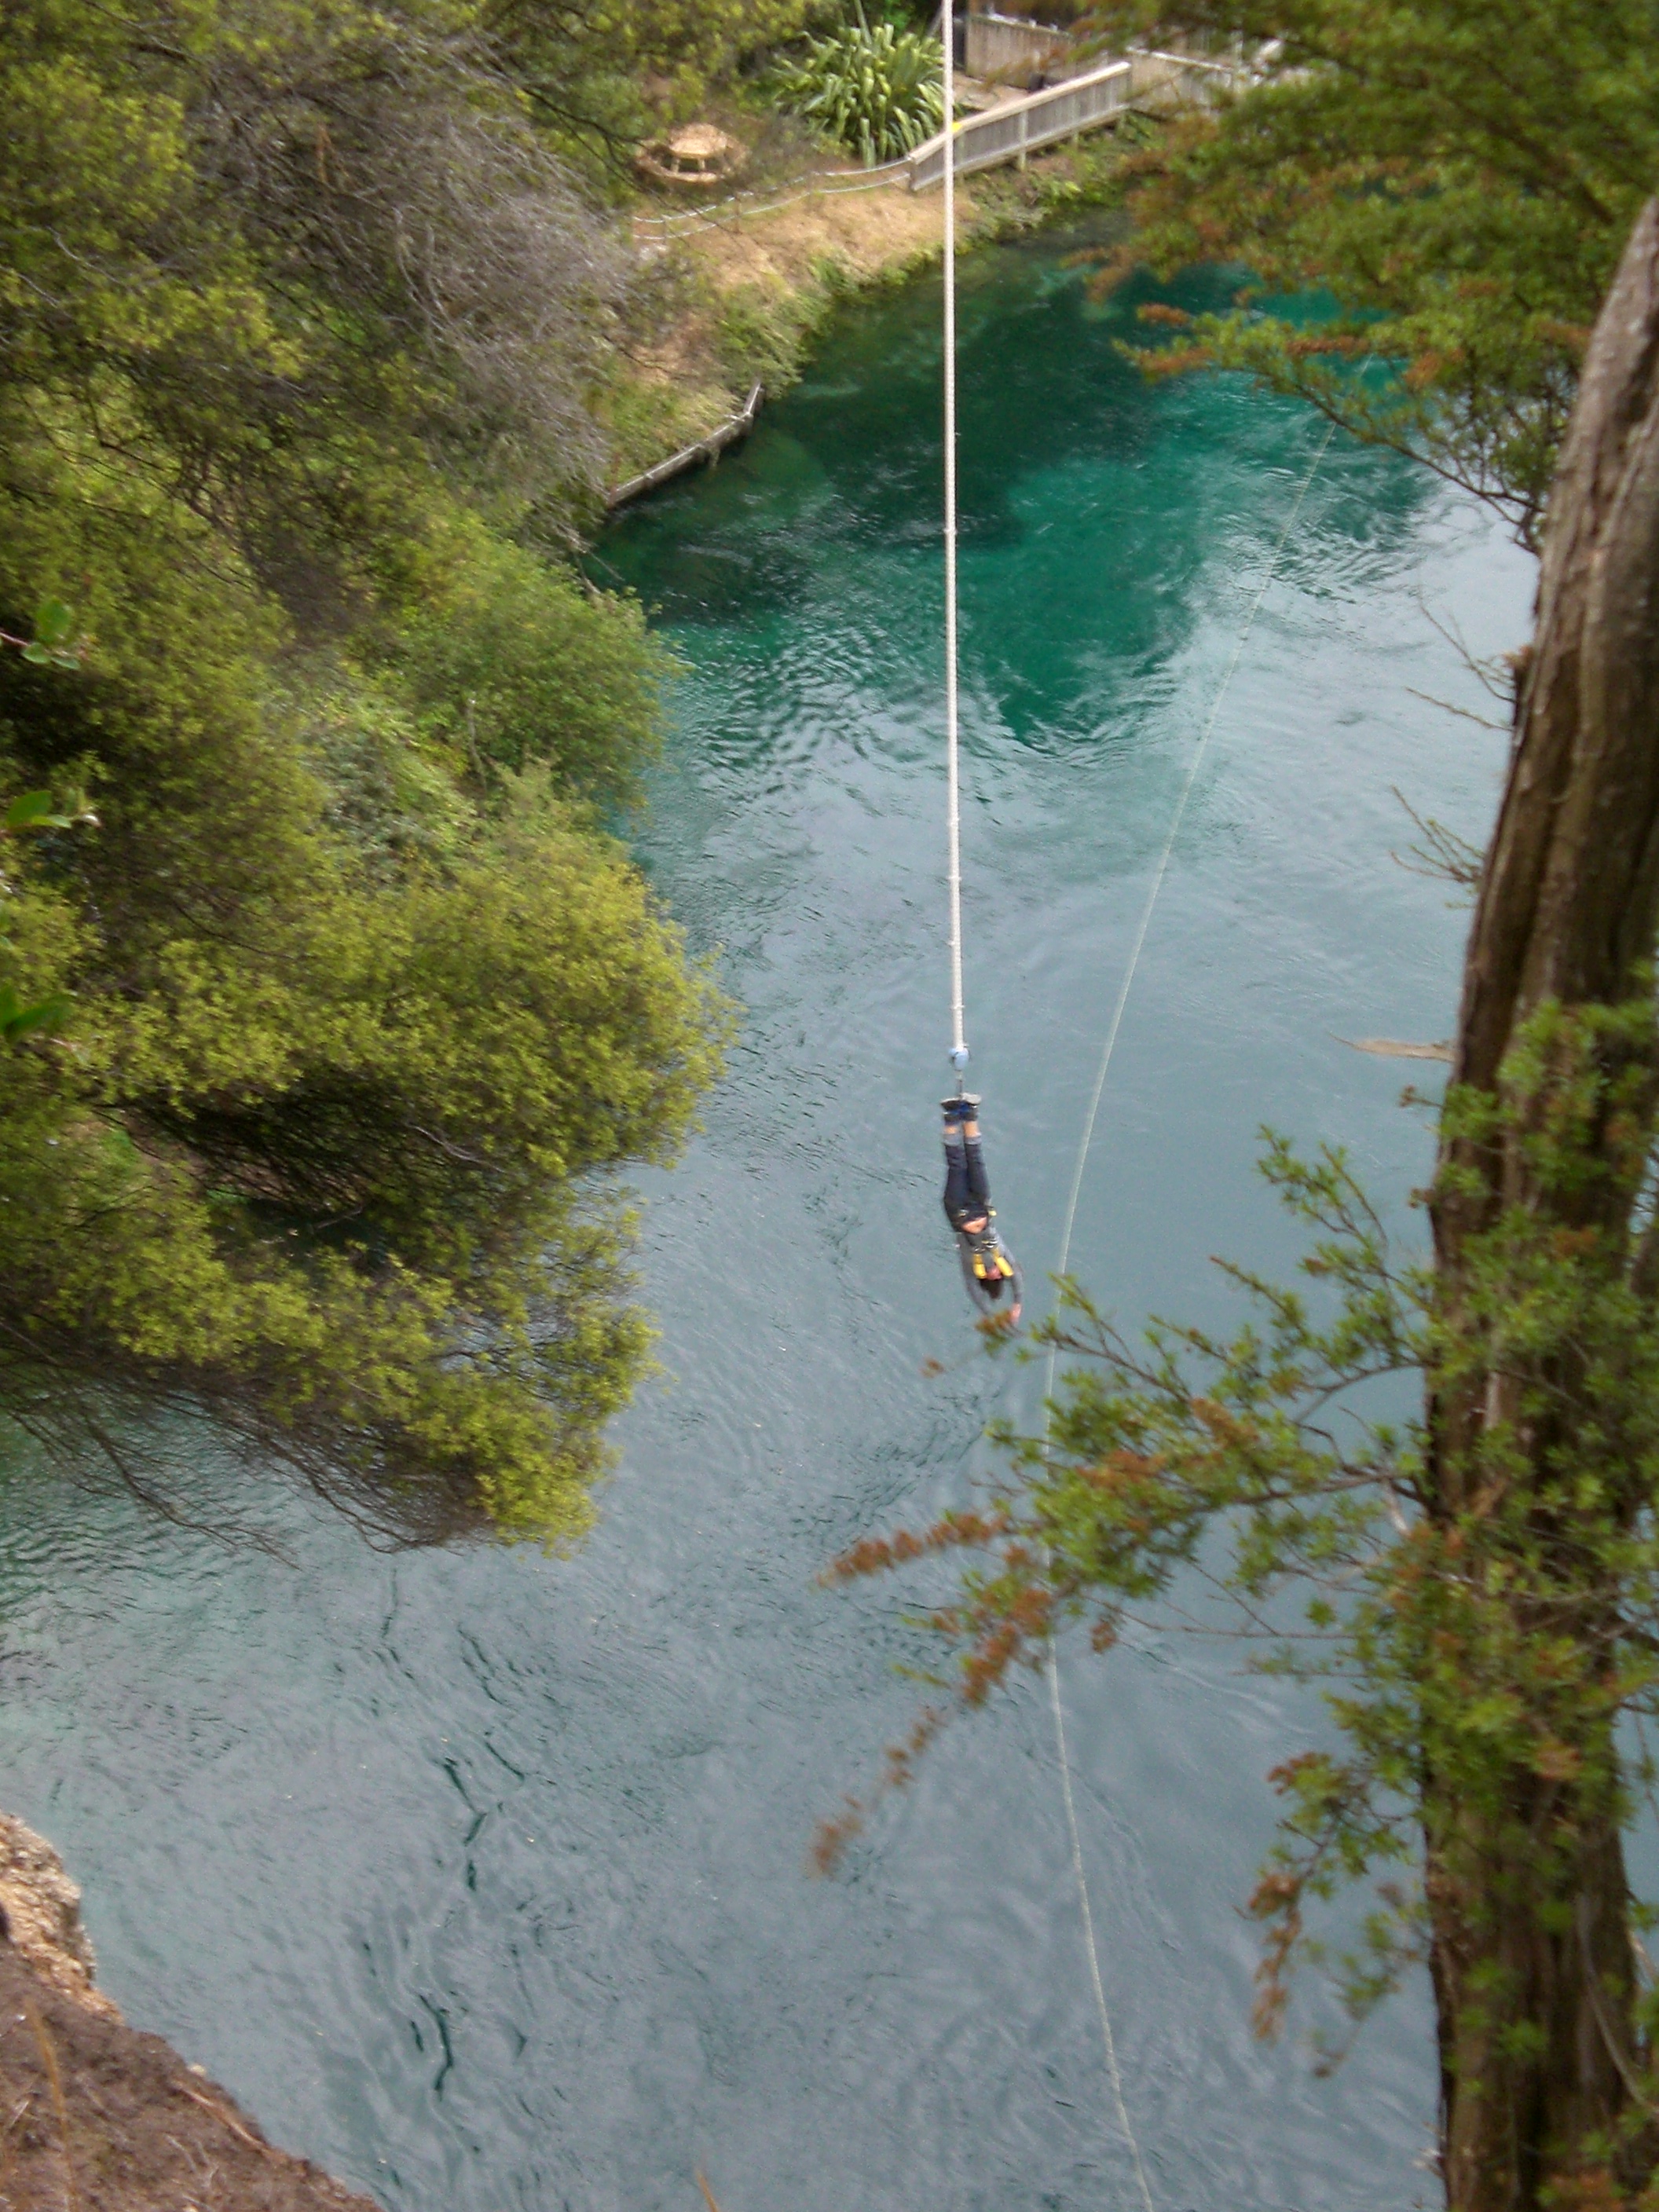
top-left (0, 1949), bottom-right (380, 2212)
top-left (0, 1815), bottom-right (377, 2212)
top-left (606, 168), bottom-right (983, 480)
top-left (677, 174), bottom-right (972, 299)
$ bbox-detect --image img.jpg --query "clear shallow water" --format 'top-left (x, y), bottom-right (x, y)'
top-left (0, 232), bottom-right (1533, 2210)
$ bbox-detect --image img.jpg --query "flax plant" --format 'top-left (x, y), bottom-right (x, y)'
top-left (774, 11), bottom-right (944, 166)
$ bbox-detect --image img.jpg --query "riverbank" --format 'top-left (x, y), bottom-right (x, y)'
top-left (0, 1813), bottom-right (375, 2212)
top-left (602, 133), bottom-right (1122, 488)
top-left (0, 210), bottom-right (1533, 2211)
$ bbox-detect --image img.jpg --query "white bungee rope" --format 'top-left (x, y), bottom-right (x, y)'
top-left (932, 40), bottom-right (1336, 2171)
top-left (943, 9), bottom-right (967, 1080)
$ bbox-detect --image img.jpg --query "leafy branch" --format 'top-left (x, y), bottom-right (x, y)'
top-left (823, 1008), bottom-right (1659, 2097)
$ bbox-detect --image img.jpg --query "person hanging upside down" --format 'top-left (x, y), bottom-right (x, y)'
top-left (941, 1093), bottom-right (1022, 1321)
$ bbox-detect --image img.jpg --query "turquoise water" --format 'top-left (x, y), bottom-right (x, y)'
top-left (0, 231), bottom-right (1532, 2210)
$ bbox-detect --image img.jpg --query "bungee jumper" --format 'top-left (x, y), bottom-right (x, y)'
top-left (942, 1093), bottom-right (1022, 1321)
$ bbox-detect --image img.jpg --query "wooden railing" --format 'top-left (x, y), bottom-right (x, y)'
top-left (964, 9), bottom-right (1075, 81)
top-left (906, 48), bottom-right (1240, 190)
top-left (631, 46), bottom-right (1241, 244)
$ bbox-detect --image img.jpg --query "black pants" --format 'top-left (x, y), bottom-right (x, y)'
top-left (943, 1133), bottom-right (991, 1229)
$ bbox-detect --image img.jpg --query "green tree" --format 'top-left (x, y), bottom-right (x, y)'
top-left (826, 187), bottom-right (1659, 2212)
top-left (483, 0), bottom-right (817, 168)
top-left (1080, 0), bottom-right (1659, 544)
top-left (0, 0), bottom-right (732, 1541)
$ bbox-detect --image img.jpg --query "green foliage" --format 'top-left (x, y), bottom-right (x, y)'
top-left (0, 602), bottom-right (89, 678)
top-left (714, 264), bottom-right (851, 393)
top-left (1078, 0), bottom-right (1659, 541)
top-left (485, 0), bottom-right (815, 168)
top-left (774, 14), bottom-right (945, 165)
top-left (0, 725), bottom-right (97, 1043)
top-left (14, 602), bottom-right (82, 672)
top-left (5, 793), bottom-right (71, 833)
top-left (0, 512), bottom-right (730, 1540)
top-left (832, 1002), bottom-right (1659, 2059)
top-left (0, 0), bottom-right (627, 567)
top-left (850, 0), bottom-right (930, 27)
top-left (376, 529), bottom-right (669, 811)
top-left (966, 137), bottom-right (1132, 242)
top-left (600, 372), bottom-right (728, 484)
top-left (0, 0), bottom-right (734, 1540)
top-left (0, 982), bottom-right (66, 1045)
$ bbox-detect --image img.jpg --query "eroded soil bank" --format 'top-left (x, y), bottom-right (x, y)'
top-left (0, 1815), bottom-right (375, 2212)
top-left (606, 135), bottom-right (1109, 480)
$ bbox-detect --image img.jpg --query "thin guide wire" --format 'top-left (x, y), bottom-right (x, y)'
top-left (1040, 417), bottom-right (1336, 2210)
top-left (1049, 419), bottom-right (1336, 1286)
top-left (1048, 1655), bottom-right (1157, 2212)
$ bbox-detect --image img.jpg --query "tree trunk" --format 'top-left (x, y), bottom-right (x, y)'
top-left (1425, 1766), bottom-right (1637, 2212)
top-left (1426, 196), bottom-right (1659, 2210)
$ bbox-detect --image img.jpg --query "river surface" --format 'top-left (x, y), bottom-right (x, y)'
top-left (0, 229), bottom-right (1533, 2210)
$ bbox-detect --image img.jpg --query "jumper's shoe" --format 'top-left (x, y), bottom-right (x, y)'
top-left (940, 1093), bottom-right (983, 1121)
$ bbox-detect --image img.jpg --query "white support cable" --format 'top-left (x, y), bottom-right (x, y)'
top-left (943, 7), bottom-right (965, 1066)
top-left (1048, 417), bottom-right (1336, 1288)
top-left (1038, 416), bottom-right (1336, 2207)
top-left (1049, 1650), bottom-right (1156, 2212)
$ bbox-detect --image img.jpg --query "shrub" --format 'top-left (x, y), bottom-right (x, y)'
top-left (774, 14), bottom-right (945, 166)
top-left (0, 0), bottom-right (734, 1543)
